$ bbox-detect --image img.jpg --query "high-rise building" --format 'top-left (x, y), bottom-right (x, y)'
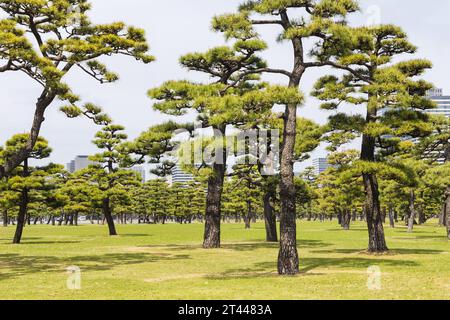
top-left (426, 89), bottom-right (450, 118)
top-left (66, 155), bottom-right (95, 173)
top-left (130, 166), bottom-right (146, 183)
top-left (171, 165), bottom-right (194, 185)
top-left (312, 158), bottom-right (330, 176)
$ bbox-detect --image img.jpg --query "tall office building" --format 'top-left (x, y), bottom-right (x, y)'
top-left (312, 158), bottom-right (330, 176)
top-left (426, 89), bottom-right (450, 118)
top-left (66, 155), bottom-right (94, 173)
top-left (130, 166), bottom-right (146, 183)
top-left (171, 165), bottom-right (194, 185)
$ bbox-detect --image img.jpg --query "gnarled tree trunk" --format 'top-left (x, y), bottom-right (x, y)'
top-left (203, 162), bottom-right (226, 249)
top-left (388, 204), bottom-right (395, 228)
top-left (2, 210), bottom-right (7, 227)
top-left (13, 159), bottom-right (29, 244)
top-left (278, 101), bottom-right (300, 275)
top-left (103, 197), bottom-right (117, 236)
top-left (361, 113), bottom-right (388, 252)
top-left (263, 190), bottom-right (278, 242)
top-left (0, 92), bottom-right (55, 180)
top-left (342, 209), bottom-right (351, 231)
top-left (363, 173), bottom-right (388, 252)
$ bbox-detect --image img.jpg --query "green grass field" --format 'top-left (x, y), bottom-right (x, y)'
top-left (0, 220), bottom-right (448, 300)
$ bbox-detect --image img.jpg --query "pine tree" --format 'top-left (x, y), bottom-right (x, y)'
top-left (315, 151), bottom-right (364, 229)
top-left (149, 23), bottom-right (302, 249)
top-left (79, 124), bottom-right (142, 235)
top-left (213, 0), bottom-right (359, 274)
top-left (312, 25), bottom-right (435, 252)
top-left (0, 0), bottom-right (154, 178)
top-left (414, 115), bottom-right (450, 238)
top-left (0, 134), bottom-right (51, 243)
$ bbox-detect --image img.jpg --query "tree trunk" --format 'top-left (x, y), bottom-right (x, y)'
top-left (337, 210), bottom-right (342, 225)
top-left (408, 189), bottom-right (417, 233)
top-left (363, 173), bottom-right (388, 252)
top-left (2, 210), bottom-right (7, 227)
top-left (0, 92), bottom-right (55, 180)
top-left (103, 198), bottom-right (117, 236)
top-left (352, 208), bottom-right (357, 222)
top-left (439, 204), bottom-right (445, 226)
top-left (278, 101), bottom-right (300, 275)
top-left (13, 191), bottom-right (28, 244)
top-left (244, 212), bottom-right (251, 229)
top-left (418, 207), bottom-right (426, 225)
top-left (263, 190), bottom-right (278, 242)
top-left (388, 204), bottom-right (395, 228)
top-left (203, 161), bottom-right (226, 249)
top-left (342, 209), bottom-right (351, 230)
top-left (13, 159), bottom-right (29, 244)
top-left (361, 125), bottom-right (388, 253)
top-left (445, 186), bottom-right (450, 240)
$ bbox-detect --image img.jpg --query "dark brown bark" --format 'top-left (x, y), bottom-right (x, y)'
top-left (13, 159), bottom-right (29, 244)
top-left (337, 210), bottom-right (342, 225)
top-left (388, 204), bottom-right (395, 228)
top-left (361, 103), bottom-right (388, 253)
top-left (2, 210), bottom-right (7, 227)
top-left (418, 207), bottom-right (426, 225)
top-left (363, 172), bottom-right (388, 252)
top-left (341, 209), bottom-right (351, 230)
top-left (203, 161), bottom-right (226, 249)
top-left (276, 10), bottom-right (306, 275)
top-left (278, 101), bottom-right (300, 275)
top-left (439, 204), bottom-right (445, 226)
top-left (0, 92), bottom-right (55, 180)
top-left (244, 213), bottom-right (251, 229)
top-left (263, 190), bottom-right (278, 242)
top-left (103, 198), bottom-right (117, 236)
top-left (352, 208), bottom-right (357, 222)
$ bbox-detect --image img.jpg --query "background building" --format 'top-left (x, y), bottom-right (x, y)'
top-left (129, 166), bottom-right (146, 183)
top-left (171, 165), bottom-right (194, 185)
top-left (66, 155), bottom-right (94, 173)
top-left (312, 158), bottom-right (330, 176)
top-left (426, 88), bottom-right (450, 118)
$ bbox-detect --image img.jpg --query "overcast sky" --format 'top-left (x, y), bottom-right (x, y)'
top-left (1, 0), bottom-right (449, 171)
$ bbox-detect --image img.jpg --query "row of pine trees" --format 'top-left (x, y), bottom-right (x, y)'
top-left (1, 0), bottom-right (449, 275)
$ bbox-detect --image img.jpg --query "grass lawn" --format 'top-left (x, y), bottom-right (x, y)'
top-left (0, 220), bottom-right (448, 300)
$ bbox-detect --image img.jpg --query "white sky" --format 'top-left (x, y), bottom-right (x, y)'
top-left (1, 0), bottom-right (449, 171)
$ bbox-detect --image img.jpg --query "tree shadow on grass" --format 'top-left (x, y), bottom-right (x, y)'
top-left (136, 239), bottom-right (332, 253)
top-left (204, 256), bottom-right (419, 281)
top-left (310, 248), bottom-right (445, 255)
top-left (0, 252), bottom-right (191, 282)
top-left (119, 234), bottom-right (153, 238)
top-left (221, 240), bottom-right (332, 252)
top-left (0, 237), bottom-right (43, 242)
top-left (12, 241), bottom-right (82, 245)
